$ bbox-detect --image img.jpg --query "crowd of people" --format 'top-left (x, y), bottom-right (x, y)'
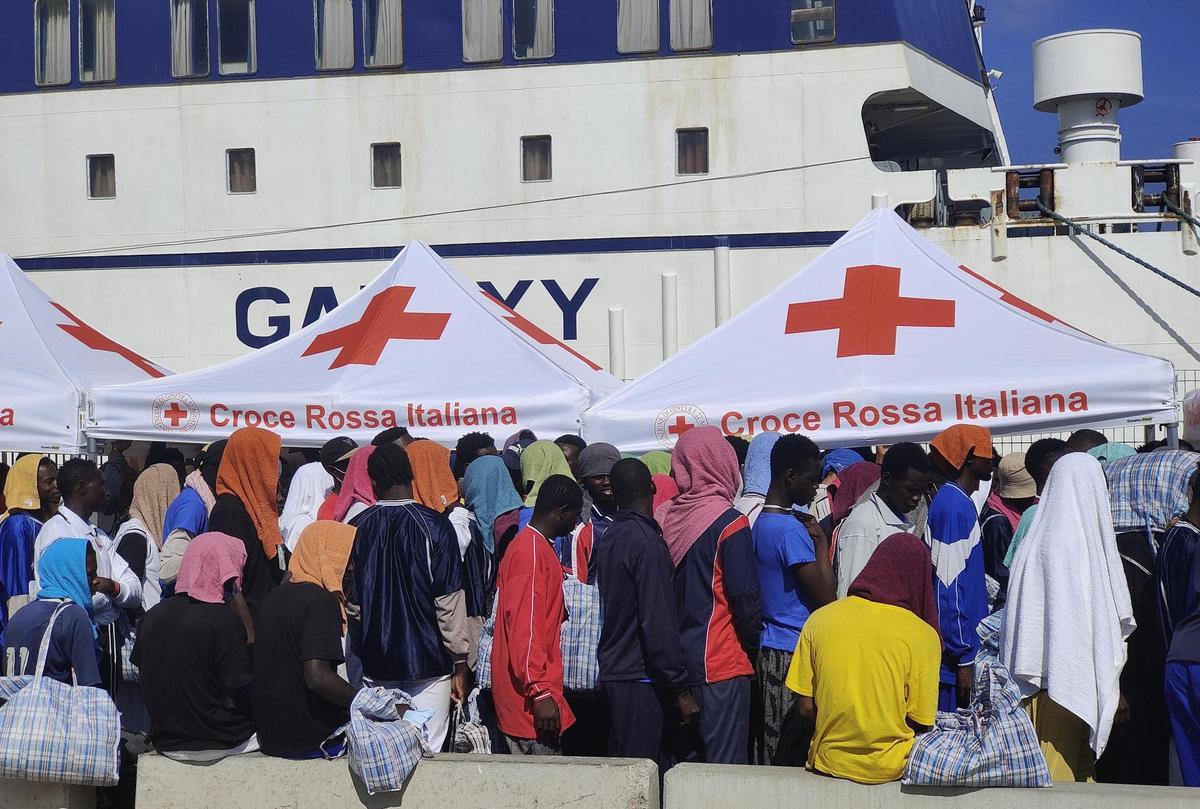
top-left (0, 421), bottom-right (1198, 798)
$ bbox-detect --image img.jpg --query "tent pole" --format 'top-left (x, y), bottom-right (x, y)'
top-left (86, 435), bottom-right (99, 463)
top-left (1167, 422), bottom-right (1181, 449)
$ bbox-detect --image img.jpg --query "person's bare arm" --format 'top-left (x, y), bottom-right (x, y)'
top-left (794, 514), bottom-right (836, 607)
top-left (302, 659), bottom-right (358, 708)
top-left (796, 695), bottom-right (816, 723)
top-left (228, 592), bottom-right (255, 645)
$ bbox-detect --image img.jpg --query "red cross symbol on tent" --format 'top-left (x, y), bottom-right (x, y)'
top-left (302, 286), bottom-right (451, 370)
top-left (162, 402), bottom-right (190, 427)
top-left (667, 415), bottom-right (695, 437)
top-left (784, 264), bottom-right (955, 357)
top-left (52, 303), bottom-right (165, 378)
top-left (482, 293), bottom-right (603, 371)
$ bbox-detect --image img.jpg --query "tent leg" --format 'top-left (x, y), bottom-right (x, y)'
top-left (1144, 424), bottom-right (1157, 447)
top-left (86, 436), bottom-right (100, 463)
top-left (1167, 423), bottom-right (1181, 450)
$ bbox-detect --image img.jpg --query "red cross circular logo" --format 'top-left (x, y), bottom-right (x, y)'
top-left (654, 404), bottom-right (709, 448)
top-left (151, 393), bottom-right (199, 433)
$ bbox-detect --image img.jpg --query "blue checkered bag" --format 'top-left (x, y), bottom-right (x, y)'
top-left (903, 611), bottom-right (1049, 787)
top-left (560, 539), bottom-right (601, 692)
top-left (0, 603), bottom-right (121, 786)
top-left (475, 598), bottom-right (496, 689)
top-left (345, 687), bottom-right (431, 795)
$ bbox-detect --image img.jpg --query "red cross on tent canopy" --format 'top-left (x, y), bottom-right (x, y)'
top-left (302, 286), bottom-right (451, 369)
top-left (581, 207), bottom-right (1176, 452)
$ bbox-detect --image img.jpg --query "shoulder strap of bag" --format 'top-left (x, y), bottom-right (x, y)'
top-left (31, 602), bottom-right (70, 691)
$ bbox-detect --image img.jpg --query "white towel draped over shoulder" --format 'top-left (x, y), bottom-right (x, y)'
top-left (1000, 452), bottom-right (1135, 757)
top-left (279, 462), bottom-right (334, 552)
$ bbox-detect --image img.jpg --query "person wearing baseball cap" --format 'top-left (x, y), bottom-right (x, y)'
top-left (978, 452), bottom-right (1038, 609)
top-left (316, 437), bottom-right (358, 521)
top-left (927, 424), bottom-right (995, 712)
top-left (501, 430), bottom-right (537, 495)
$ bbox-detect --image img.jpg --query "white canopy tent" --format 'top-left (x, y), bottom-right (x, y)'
top-left (582, 208), bottom-right (1177, 452)
top-left (0, 253), bottom-right (170, 453)
top-left (89, 242), bottom-right (620, 446)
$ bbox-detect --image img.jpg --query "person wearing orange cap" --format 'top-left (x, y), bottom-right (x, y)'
top-left (927, 424), bottom-right (995, 713)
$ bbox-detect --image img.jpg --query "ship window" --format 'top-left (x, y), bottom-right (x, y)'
top-left (677, 128), bottom-right (709, 175)
top-left (513, 0), bottom-right (554, 60)
top-left (315, 0), bottom-right (354, 70)
top-left (218, 0), bottom-right (257, 75)
top-left (669, 0), bottom-right (712, 52)
top-left (364, 0), bottom-right (403, 67)
top-left (372, 143), bottom-right (403, 188)
top-left (462, 0), bottom-right (502, 63)
top-left (790, 0), bottom-right (834, 44)
top-left (617, 0), bottom-right (658, 54)
top-left (521, 135), bottom-right (552, 183)
top-left (87, 154), bottom-right (116, 199)
top-left (171, 0), bottom-right (210, 78)
top-left (80, 0), bottom-right (116, 83)
top-left (227, 148), bottom-right (257, 194)
top-left (34, 0), bottom-right (71, 86)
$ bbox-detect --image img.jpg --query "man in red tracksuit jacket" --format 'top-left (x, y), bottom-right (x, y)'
top-left (492, 475), bottom-right (583, 754)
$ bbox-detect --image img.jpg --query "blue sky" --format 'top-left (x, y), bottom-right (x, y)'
top-left (983, 0), bottom-right (1199, 163)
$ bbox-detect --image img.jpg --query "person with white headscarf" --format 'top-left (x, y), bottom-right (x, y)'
top-left (279, 462), bottom-right (335, 553)
top-left (1000, 452), bottom-right (1135, 782)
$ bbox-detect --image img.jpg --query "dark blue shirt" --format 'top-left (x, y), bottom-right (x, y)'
top-left (1156, 520), bottom-right (1200, 664)
top-left (2, 600), bottom-right (100, 686)
top-left (351, 501), bottom-right (465, 682)
top-left (593, 510), bottom-right (687, 687)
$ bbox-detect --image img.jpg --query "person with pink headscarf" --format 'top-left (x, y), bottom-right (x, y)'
top-left (655, 427), bottom-right (761, 764)
top-left (133, 533), bottom-right (258, 763)
top-left (334, 446), bottom-right (377, 524)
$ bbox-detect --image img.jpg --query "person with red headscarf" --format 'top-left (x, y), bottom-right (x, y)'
top-left (656, 426), bottom-right (760, 764)
top-left (208, 426), bottom-right (284, 616)
top-left (786, 532), bottom-right (940, 784)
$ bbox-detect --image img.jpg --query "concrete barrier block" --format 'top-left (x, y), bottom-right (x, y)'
top-left (137, 752), bottom-right (659, 809)
top-left (664, 763), bottom-right (1196, 809)
top-left (0, 779), bottom-right (94, 809)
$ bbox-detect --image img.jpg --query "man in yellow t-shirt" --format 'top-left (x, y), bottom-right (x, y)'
top-left (785, 532), bottom-right (942, 784)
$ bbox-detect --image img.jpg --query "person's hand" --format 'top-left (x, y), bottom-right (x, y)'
top-left (676, 691), bottom-right (700, 725)
top-left (451, 664), bottom-right (468, 704)
top-left (90, 576), bottom-right (118, 597)
top-left (1114, 691), bottom-right (1131, 726)
top-left (533, 697), bottom-right (560, 736)
top-left (956, 665), bottom-right (975, 709)
top-left (796, 512), bottom-right (827, 547)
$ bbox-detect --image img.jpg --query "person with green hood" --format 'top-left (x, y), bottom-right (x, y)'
top-left (640, 451), bottom-right (673, 478)
top-left (517, 441), bottom-right (577, 567)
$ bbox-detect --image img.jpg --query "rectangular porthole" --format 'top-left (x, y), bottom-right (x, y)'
top-left (79, 0), bottom-right (116, 83)
top-left (677, 128), bottom-right (709, 175)
top-left (170, 0), bottom-right (210, 78)
top-left (372, 143), bottom-right (402, 188)
top-left (218, 0), bottom-right (257, 75)
top-left (227, 148), bottom-right (257, 194)
top-left (34, 0), bottom-right (71, 86)
top-left (791, 0), bottom-right (835, 44)
top-left (521, 135), bottom-right (552, 183)
top-left (87, 154), bottom-right (116, 198)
